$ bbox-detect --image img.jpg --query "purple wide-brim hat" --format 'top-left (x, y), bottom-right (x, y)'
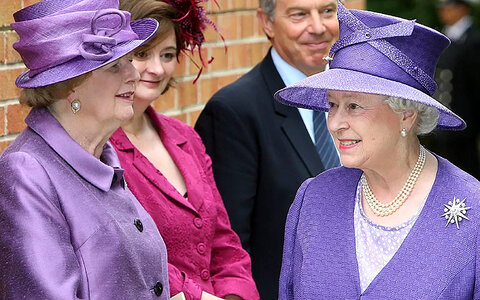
top-left (275, 4), bottom-right (466, 131)
top-left (11, 0), bottom-right (159, 88)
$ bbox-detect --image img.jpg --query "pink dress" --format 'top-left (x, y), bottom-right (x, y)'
top-left (110, 106), bottom-right (259, 300)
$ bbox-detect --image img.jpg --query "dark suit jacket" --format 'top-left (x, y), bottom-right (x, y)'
top-left (195, 50), bottom-right (325, 299)
top-left (429, 24), bottom-right (480, 179)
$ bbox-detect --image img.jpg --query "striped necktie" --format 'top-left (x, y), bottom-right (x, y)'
top-left (313, 110), bottom-right (340, 169)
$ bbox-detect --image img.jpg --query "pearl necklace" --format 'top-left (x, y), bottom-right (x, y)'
top-left (362, 146), bottom-right (426, 217)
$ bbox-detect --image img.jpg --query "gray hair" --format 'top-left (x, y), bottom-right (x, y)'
top-left (384, 96), bottom-right (440, 135)
top-left (259, 0), bottom-right (277, 20)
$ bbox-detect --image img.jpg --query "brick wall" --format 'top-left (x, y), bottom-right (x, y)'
top-left (0, 0), bottom-right (365, 153)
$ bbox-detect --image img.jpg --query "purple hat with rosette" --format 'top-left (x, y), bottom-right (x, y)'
top-left (11, 0), bottom-right (159, 88)
top-left (274, 3), bottom-right (466, 130)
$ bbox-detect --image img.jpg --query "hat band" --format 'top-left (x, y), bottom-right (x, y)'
top-left (330, 5), bottom-right (437, 96)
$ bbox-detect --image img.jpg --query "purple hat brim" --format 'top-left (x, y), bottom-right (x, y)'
top-left (275, 69), bottom-right (466, 131)
top-left (15, 18), bottom-right (159, 88)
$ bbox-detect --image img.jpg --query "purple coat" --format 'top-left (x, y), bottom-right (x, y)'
top-left (0, 108), bottom-right (170, 299)
top-left (280, 155), bottom-right (480, 299)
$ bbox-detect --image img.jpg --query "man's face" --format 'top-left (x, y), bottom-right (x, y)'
top-left (258, 0), bottom-right (339, 76)
top-left (438, 3), bottom-right (469, 26)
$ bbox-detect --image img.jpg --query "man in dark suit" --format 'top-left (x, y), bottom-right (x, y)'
top-left (430, 0), bottom-right (480, 179)
top-left (195, 0), bottom-right (341, 298)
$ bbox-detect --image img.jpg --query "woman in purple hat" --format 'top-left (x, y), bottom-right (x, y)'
top-left (109, 1), bottom-right (259, 300)
top-left (0, 0), bottom-right (172, 299)
top-left (275, 3), bottom-right (480, 299)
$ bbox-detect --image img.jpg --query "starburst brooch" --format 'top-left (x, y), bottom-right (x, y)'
top-left (441, 197), bottom-right (471, 229)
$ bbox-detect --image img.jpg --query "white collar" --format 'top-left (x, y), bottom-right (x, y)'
top-left (444, 15), bottom-right (472, 42)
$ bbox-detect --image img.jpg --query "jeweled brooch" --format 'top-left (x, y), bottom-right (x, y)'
top-left (441, 197), bottom-right (471, 229)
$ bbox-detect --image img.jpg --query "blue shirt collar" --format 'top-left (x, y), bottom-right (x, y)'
top-left (270, 47), bottom-right (307, 86)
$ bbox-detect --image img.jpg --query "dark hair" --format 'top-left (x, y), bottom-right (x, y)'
top-left (120, 0), bottom-right (181, 93)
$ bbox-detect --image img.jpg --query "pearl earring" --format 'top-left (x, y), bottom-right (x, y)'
top-left (71, 99), bottom-right (81, 114)
top-left (401, 128), bottom-right (407, 137)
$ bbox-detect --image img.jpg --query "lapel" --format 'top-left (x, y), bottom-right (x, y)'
top-left (260, 50), bottom-right (324, 176)
top-left (145, 107), bottom-right (205, 214)
top-left (114, 108), bottom-right (204, 214)
top-left (299, 168), bottom-right (363, 297)
top-left (362, 155), bottom-right (479, 297)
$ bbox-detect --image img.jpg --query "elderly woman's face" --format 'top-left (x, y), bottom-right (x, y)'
top-left (326, 90), bottom-right (403, 170)
top-left (72, 55), bottom-right (140, 127)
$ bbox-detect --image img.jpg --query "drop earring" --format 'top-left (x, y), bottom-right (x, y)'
top-left (401, 128), bottom-right (407, 137)
top-left (71, 99), bottom-right (81, 114)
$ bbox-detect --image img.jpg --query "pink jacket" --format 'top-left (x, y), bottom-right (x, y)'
top-left (110, 106), bottom-right (259, 300)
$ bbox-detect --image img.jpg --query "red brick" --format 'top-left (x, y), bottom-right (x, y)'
top-left (214, 0), bottom-right (229, 12)
top-left (0, 107), bottom-right (5, 136)
top-left (0, 1), bottom-right (21, 27)
top-left (189, 108), bottom-right (203, 125)
top-left (245, 0), bottom-right (258, 9)
top-left (0, 68), bottom-right (24, 100)
top-left (344, 0), bottom-right (366, 10)
top-left (23, 0), bottom-right (42, 7)
top-left (229, 44), bottom-right (252, 69)
top-left (177, 81), bottom-right (198, 107)
top-left (217, 74), bottom-right (241, 88)
top-left (0, 140), bottom-right (13, 154)
top-left (6, 31), bottom-right (21, 64)
top-left (188, 47), bottom-right (209, 76)
top-left (175, 54), bottom-right (188, 77)
top-left (240, 13), bottom-right (255, 38)
top-left (232, 0), bottom-right (247, 10)
top-left (250, 41), bottom-right (269, 65)
top-left (152, 85), bottom-right (176, 112)
top-left (7, 104), bottom-right (30, 134)
top-left (200, 77), bottom-right (219, 103)
top-left (0, 33), bottom-right (5, 64)
top-left (257, 19), bottom-right (266, 37)
top-left (210, 46), bottom-right (228, 72)
top-left (204, 15), bottom-right (220, 43)
top-left (172, 113), bottom-right (187, 124)
top-left (218, 13), bottom-right (239, 40)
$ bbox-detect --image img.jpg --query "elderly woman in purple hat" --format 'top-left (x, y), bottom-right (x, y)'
top-left (0, 0), bottom-right (172, 298)
top-left (108, 1), bottom-right (259, 300)
top-left (275, 3), bottom-right (480, 299)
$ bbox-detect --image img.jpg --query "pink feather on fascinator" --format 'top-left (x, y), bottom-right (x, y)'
top-left (164, 0), bottom-right (224, 82)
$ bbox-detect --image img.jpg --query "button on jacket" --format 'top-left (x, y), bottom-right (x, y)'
top-left (110, 106), bottom-right (259, 300)
top-left (0, 108), bottom-right (169, 299)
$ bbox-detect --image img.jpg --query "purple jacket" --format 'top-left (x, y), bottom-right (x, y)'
top-left (0, 108), bottom-right (169, 299)
top-left (280, 155), bottom-right (480, 299)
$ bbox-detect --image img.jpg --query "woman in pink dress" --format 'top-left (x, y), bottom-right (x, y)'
top-left (109, 1), bottom-right (259, 299)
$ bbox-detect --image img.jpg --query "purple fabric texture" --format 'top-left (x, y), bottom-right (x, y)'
top-left (274, 3), bottom-right (466, 131)
top-left (279, 155), bottom-right (480, 299)
top-left (11, 0), bottom-right (158, 88)
top-left (354, 181), bottom-right (427, 293)
top-left (0, 107), bottom-right (170, 299)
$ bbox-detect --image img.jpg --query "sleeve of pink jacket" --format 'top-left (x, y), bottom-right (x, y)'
top-left (168, 263), bottom-right (203, 300)
top-left (192, 131), bottom-right (260, 300)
